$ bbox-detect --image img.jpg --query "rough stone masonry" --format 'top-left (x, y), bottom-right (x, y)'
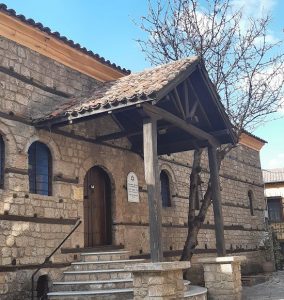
top-left (0, 9), bottom-right (268, 299)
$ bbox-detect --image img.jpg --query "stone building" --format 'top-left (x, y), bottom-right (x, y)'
top-left (263, 168), bottom-right (284, 253)
top-left (0, 4), bottom-right (268, 299)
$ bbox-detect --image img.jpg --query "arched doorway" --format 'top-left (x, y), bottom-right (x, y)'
top-left (83, 166), bottom-right (112, 247)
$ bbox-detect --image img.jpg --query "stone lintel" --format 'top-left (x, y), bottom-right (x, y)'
top-left (197, 256), bottom-right (246, 264)
top-left (125, 261), bottom-right (190, 272)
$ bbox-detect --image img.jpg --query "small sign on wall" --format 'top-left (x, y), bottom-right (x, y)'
top-left (127, 172), bottom-right (139, 203)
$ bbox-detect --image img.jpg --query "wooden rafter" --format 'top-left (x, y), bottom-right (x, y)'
top-left (183, 80), bottom-right (190, 118)
top-left (142, 103), bottom-right (219, 146)
top-left (173, 88), bottom-right (186, 120)
top-left (187, 80), bottom-right (212, 128)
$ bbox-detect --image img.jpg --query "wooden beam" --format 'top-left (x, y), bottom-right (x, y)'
top-left (142, 103), bottom-right (219, 146)
top-left (155, 60), bottom-right (199, 101)
top-left (198, 67), bottom-right (237, 144)
top-left (208, 145), bottom-right (226, 257)
top-left (188, 100), bottom-right (199, 119)
top-left (169, 93), bottom-right (183, 119)
top-left (183, 81), bottom-right (190, 118)
top-left (0, 12), bottom-right (126, 81)
top-left (96, 124), bottom-right (175, 142)
top-left (143, 117), bottom-right (163, 262)
top-left (96, 129), bottom-right (140, 142)
top-left (35, 104), bottom-right (138, 128)
top-left (158, 139), bottom-right (210, 155)
top-left (187, 80), bottom-right (212, 128)
top-left (173, 88), bottom-right (186, 120)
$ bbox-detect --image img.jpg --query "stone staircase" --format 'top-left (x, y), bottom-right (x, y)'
top-left (47, 250), bottom-right (137, 299)
top-left (47, 250), bottom-right (207, 299)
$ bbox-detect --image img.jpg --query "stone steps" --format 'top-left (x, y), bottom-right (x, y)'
top-left (71, 259), bottom-right (144, 271)
top-left (47, 288), bottom-right (133, 299)
top-left (48, 250), bottom-right (135, 300)
top-left (80, 251), bottom-right (130, 262)
top-left (47, 249), bottom-right (206, 299)
top-left (63, 268), bottom-right (132, 281)
top-left (52, 279), bottom-right (133, 291)
top-left (184, 285), bottom-right (207, 300)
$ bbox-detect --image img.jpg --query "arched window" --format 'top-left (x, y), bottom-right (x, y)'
top-left (160, 170), bottom-right (171, 207)
top-left (248, 190), bottom-right (254, 216)
top-left (28, 142), bottom-right (52, 196)
top-left (0, 136), bottom-right (4, 188)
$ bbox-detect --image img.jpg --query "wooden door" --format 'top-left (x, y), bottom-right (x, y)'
top-left (84, 166), bottom-right (112, 247)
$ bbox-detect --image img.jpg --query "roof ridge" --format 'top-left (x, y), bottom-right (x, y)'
top-left (0, 3), bottom-right (131, 75)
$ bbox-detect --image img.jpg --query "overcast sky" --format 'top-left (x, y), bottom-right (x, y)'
top-left (2, 0), bottom-right (284, 169)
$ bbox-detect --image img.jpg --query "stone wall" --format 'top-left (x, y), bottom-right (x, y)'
top-left (0, 36), bottom-right (100, 119)
top-left (0, 34), bottom-right (267, 297)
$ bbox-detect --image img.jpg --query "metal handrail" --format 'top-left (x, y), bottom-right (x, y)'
top-left (31, 219), bottom-right (82, 300)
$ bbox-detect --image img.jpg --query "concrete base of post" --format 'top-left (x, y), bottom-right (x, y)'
top-left (125, 261), bottom-right (190, 299)
top-left (197, 256), bottom-right (246, 300)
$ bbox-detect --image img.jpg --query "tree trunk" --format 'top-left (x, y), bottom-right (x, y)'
top-left (181, 147), bottom-right (229, 261)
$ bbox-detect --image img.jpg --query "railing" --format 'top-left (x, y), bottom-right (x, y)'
top-left (31, 219), bottom-right (82, 300)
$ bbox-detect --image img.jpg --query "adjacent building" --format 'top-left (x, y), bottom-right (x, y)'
top-left (263, 168), bottom-right (284, 253)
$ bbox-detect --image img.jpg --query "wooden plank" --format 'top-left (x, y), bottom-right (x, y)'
top-left (188, 100), bottom-right (199, 119)
top-left (208, 145), bottom-right (226, 257)
top-left (158, 139), bottom-right (209, 155)
top-left (5, 167), bottom-right (29, 175)
top-left (53, 175), bottom-right (79, 184)
top-left (183, 81), bottom-right (190, 118)
top-left (169, 93), bottom-right (183, 118)
top-left (187, 80), bottom-right (213, 128)
top-left (173, 88), bottom-right (186, 120)
top-left (0, 65), bottom-right (71, 98)
top-left (0, 214), bottom-right (78, 225)
top-left (142, 103), bottom-right (219, 146)
top-left (143, 117), bottom-right (163, 262)
top-left (0, 12), bottom-right (125, 81)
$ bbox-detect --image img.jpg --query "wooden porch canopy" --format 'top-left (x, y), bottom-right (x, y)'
top-left (35, 57), bottom-right (236, 262)
top-left (35, 57), bottom-right (236, 153)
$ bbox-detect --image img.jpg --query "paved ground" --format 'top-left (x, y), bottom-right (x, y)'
top-left (242, 271), bottom-right (284, 300)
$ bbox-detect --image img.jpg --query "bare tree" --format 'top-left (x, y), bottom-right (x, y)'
top-left (137, 0), bottom-right (284, 261)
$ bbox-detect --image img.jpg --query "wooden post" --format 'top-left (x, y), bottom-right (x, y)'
top-left (208, 145), bottom-right (226, 256)
top-left (143, 117), bottom-right (163, 262)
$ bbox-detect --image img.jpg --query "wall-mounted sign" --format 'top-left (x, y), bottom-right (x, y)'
top-left (127, 172), bottom-right (139, 203)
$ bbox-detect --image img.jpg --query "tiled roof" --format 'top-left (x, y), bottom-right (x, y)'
top-left (0, 3), bottom-right (130, 75)
top-left (263, 168), bottom-right (284, 183)
top-left (242, 130), bottom-right (267, 144)
top-left (35, 57), bottom-right (200, 122)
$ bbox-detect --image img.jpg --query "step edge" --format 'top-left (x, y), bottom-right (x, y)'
top-left (71, 259), bottom-right (144, 265)
top-left (53, 279), bottom-right (133, 285)
top-left (64, 268), bottom-right (129, 274)
top-left (47, 288), bottom-right (134, 296)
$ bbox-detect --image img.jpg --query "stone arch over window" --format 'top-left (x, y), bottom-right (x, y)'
top-left (160, 170), bottom-right (172, 208)
top-left (28, 141), bottom-right (52, 196)
top-left (248, 190), bottom-right (254, 216)
top-left (24, 135), bottom-right (61, 161)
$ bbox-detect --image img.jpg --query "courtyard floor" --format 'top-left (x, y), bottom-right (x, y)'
top-left (242, 271), bottom-right (284, 300)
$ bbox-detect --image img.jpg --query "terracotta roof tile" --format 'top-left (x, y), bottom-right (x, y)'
top-left (263, 168), bottom-right (284, 183)
top-left (0, 3), bottom-right (130, 75)
top-left (35, 57), bottom-right (200, 122)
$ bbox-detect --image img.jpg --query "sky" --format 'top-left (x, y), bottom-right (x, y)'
top-left (2, 0), bottom-right (284, 169)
